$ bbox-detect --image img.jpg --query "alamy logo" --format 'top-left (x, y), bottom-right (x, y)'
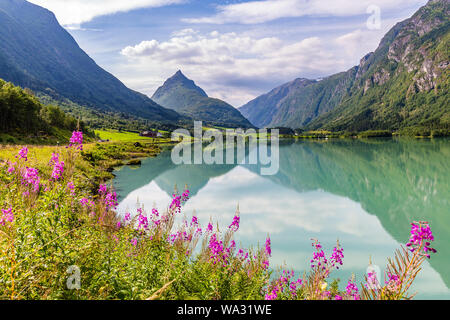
top-left (367, 5), bottom-right (382, 30)
top-left (66, 265), bottom-right (81, 290)
top-left (171, 121), bottom-right (280, 176)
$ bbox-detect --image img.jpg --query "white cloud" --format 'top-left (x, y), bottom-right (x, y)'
top-left (28, 0), bottom-right (185, 26)
top-left (184, 0), bottom-right (426, 24)
top-left (118, 28), bottom-right (381, 106)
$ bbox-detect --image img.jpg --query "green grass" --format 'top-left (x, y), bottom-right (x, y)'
top-left (95, 130), bottom-right (162, 142)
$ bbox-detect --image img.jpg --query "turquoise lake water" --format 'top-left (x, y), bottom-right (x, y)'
top-left (114, 138), bottom-right (450, 299)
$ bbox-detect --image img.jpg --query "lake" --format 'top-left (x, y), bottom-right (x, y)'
top-left (114, 138), bottom-right (450, 299)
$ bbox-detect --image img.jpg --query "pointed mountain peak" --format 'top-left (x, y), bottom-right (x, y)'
top-left (153, 70), bottom-right (208, 100)
top-left (171, 69), bottom-right (187, 80)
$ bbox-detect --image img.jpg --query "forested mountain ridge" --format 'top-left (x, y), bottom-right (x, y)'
top-left (0, 0), bottom-right (182, 124)
top-left (239, 70), bottom-right (358, 129)
top-left (152, 71), bottom-right (254, 128)
top-left (240, 0), bottom-right (449, 132)
top-left (308, 0), bottom-right (449, 131)
top-left (0, 78), bottom-right (91, 144)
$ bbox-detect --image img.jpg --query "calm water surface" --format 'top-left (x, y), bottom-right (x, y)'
top-left (114, 138), bottom-right (450, 299)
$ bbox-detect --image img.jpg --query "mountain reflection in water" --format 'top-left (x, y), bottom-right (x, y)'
top-left (114, 138), bottom-right (450, 299)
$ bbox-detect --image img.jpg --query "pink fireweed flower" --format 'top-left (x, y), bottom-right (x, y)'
top-left (207, 222), bottom-right (213, 233)
top-left (104, 191), bottom-right (118, 210)
top-left (69, 131), bottom-right (83, 150)
top-left (49, 153), bottom-right (59, 165)
top-left (310, 240), bottom-right (327, 269)
top-left (265, 236), bottom-right (272, 257)
top-left (346, 279), bottom-right (360, 300)
top-left (385, 272), bottom-right (402, 291)
top-left (137, 214), bottom-right (149, 231)
top-left (290, 278), bottom-right (303, 296)
top-left (170, 194), bottom-right (182, 214)
top-left (7, 161), bottom-right (16, 174)
top-left (330, 246), bottom-right (344, 269)
top-left (335, 295), bottom-right (343, 300)
top-left (151, 208), bottom-right (159, 217)
top-left (264, 270), bottom-right (302, 300)
top-left (22, 167), bottom-right (40, 192)
top-left (365, 271), bottom-right (380, 290)
top-left (181, 189), bottom-right (190, 202)
top-left (51, 160), bottom-right (65, 181)
top-left (17, 147), bottom-right (28, 161)
top-left (170, 189), bottom-right (189, 214)
top-left (208, 234), bottom-right (226, 265)
top-left (228, 214), bottom-right (240, 232)
top-left (80, 197), bottom-right (94, 208)
top-left (0, 208), bottom-right (14, 225)
top-left (264, 290), bottom-right (278, 301)
top-left (406, 221), bottom-right (436, 258)
top-left (98, 184), bottom-right (108, 195)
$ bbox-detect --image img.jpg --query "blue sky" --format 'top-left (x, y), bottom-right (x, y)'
top-left (29, 0), bottom-right (428, 106)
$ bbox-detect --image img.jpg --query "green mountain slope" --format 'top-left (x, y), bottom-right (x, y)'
top-left (308, 0), bottom-right (449, 132)
top-left (0, 0), bottom-right (181, 123)
top-left (0, 78), bottom-right (91, 144)
top-left (152, 71), bottom-right (254, 128)
top-left (240, 0), bottom-right (449, 132)
top-left (239, 69), bottom-right (357, 128)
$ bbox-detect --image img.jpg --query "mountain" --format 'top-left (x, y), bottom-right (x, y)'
top-left (239, 70), bottom-right (357, 129)
top-left (152, 71), bottom-right (254, 128)
top-left (0, 0), bottom-right (181, 124)
top-left (240, 0), bottom-right (449, 132)
top-left (308, 0), bottom-right (449, 132)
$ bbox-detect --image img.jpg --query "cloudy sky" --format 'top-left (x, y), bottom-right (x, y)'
top-left (29, 0), bottom-right (428, 106)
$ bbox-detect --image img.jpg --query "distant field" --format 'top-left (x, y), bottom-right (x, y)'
top-left (95, 130), bottom-right (157, 142)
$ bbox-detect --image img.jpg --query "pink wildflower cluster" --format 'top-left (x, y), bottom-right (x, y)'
top-left (265, 270), bottom-right (303, 300)
top-left (80, 197), bottom-right (95, 209)
top-left (98, 184), bottom-right (118, 211)
top-left (0, 207), bottom-right (14, 226)
top-left (17, 147), bottom-right (28, 161)
top-left (228, 214), bottom-right (240, 232)
top-left (169, 230), bottom-right (193, 244)
top-left (310, 241), bottom-right (327, 269)
top-left (345, 279), bottom-right (360, 300)
top-left (22, 167), bottom-right (40, 192)
top-left (69, 131), bottom-right (83, 150)
top-left (385, 272), bottom-right (401, 291)
top-left (51, 157), bottom-right (65, 181)
top-left (406, 221), bottom-right (436, 258)
top-left (170, 190), bottom-right (190, 214)
top-left (208, 234), bottom-right (226, 265)
top-left (7, 161), bottom-right (16, 174)
top-left (265, 237), bottom-right (272, 256)
top-left (137, 208), bottom-right (149, 231)
top-left (330, 246), bottom-right (344, 269)
top-left (310, 240), bottom-right (344, 274)
top-left (365, 270), bottom-right (379, 289)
